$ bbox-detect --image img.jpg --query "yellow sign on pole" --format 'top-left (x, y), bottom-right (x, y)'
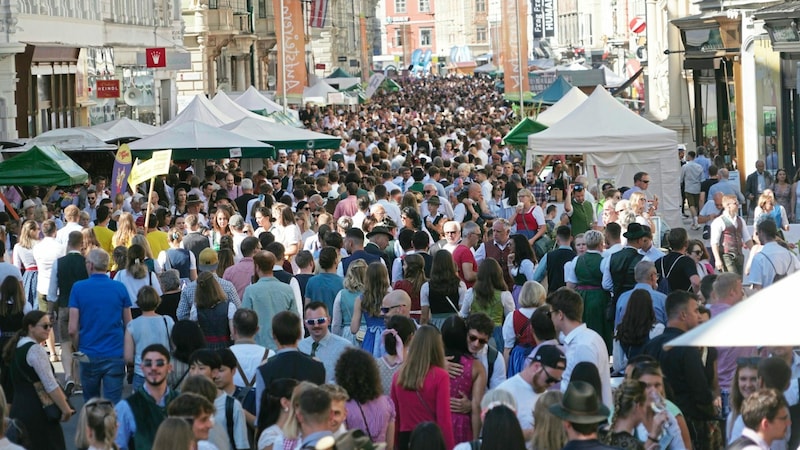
top-left (128, 149), bottom-right (173, 188)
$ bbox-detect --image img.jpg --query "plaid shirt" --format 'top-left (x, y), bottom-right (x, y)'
top-left (177, 273), bottom-right (241, 320)
top-left (529, 180), bottom-right (549, 206)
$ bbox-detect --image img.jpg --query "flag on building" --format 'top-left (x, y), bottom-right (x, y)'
top-left (309, 0), bottom-right (328, 28)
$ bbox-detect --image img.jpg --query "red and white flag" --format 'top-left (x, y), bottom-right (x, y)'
top-left (308, 0), bottom-right (328, 28)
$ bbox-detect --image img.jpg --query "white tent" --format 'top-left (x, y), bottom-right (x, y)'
top-left (212, 91), bottom-right (271, 122)
top-left (666, 271), bottom-right (800, 347)
top-left (528, 86), bottom-right (681, 228)
top-left (602, 66), bottom-right (627, 88)
top-left (93, 117), bottom-right (160, 140)
top-left (234, 86), bottom-right (301, 121)
top-left (303, 80), bottom-right (339, 105)
top-left (535, 87), bottom-right (588, 127)
top-left (163, 95), bottom-right (233, 129)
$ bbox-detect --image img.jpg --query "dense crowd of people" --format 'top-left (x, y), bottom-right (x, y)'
top-left (0, 76), bottom-right (796, 450)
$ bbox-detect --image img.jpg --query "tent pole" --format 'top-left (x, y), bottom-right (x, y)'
top-left (144, 178), bottom-right (155, 230)
top-left (0, 192), bottom-right (18, 221)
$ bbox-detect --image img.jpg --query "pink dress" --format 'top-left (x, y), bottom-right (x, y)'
top-left (450, 355), bottom-right (475, 443)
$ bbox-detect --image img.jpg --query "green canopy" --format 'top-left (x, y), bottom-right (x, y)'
top-left (0, 145), bottom-right (88, 186)
top-left (381, 78), bottom-right (402, 92)
top-left (502, 117), bottom-right (548, 147)
top-left (326, 68), bottom-right (355, 78)
top-left (502, 91), bottom-right (537, 103)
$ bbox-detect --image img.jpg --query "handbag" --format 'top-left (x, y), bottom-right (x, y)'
top-left (16, 364), bottom-right (63, 422)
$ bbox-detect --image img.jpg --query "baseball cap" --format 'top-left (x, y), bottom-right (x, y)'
top-left (198, 248), bottom-right (219, 272)
top-left (528, 344), bottom-right (566, 370)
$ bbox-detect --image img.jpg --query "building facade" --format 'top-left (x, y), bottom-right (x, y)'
top-left (0, 0), bottom-right (185, 138)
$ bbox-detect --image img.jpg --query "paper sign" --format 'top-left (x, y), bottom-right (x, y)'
top-left (230, 148), bottom-right (242, 158)
top-left (128, 149), bottom-right (172, 187)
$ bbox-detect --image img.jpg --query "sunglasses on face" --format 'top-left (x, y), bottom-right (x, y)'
top-left (380, 305), bottom-right (403, 315)
top-left (468, 334), bottom-right (488, 345)
top-left (143, 359), bottom-right (167, 368)
top-left (38, 323), bottom-right (52, 330)
top-left (542, 366), bottom-right (562, 384)
top-left (305, 317), bottom-right (328, 326)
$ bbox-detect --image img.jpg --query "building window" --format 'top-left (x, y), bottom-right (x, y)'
top-left (476, 27), bottom-right (487, 42)
top-left (419, 0), bottom-right (430, 12)
top-left (395, 0), bottom-right (406, 13)
top-left (394, 28), bottom-right (404, 46)
top-left (476, 0), bottom-right (486, 12)
top-left (420, 28), bottom-right (432, 46)
top-left (258, 0), bottom-right (266, 18)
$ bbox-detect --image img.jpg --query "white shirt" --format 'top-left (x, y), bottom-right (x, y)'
top-left (744, 241), bottom-right (800, 288)
top-left (230, 342), bottom-right (274, 387)
top-left (32, 237), bottom-right (65, 296)
top-left (475, 343), bottom-right (506, 390)
top-left (496, 374), bottom-right (540, 436)
top-left (55, 221), bottom-right (82, 247)
top-left (560, 323), bottom-right (612, 408)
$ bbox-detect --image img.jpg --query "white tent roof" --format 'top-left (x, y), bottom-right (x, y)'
top-left (535, 87), bottom-right (588, 127)
top-left (212, 91), bottom-right (271, 122)
top-left (528, 86), bottom-right (681, 227)
top-left (602, 66), bottom-right (627, 88)
top-left (163, 95), bottom-right (234, 129)
top-left (93, 117), bottom-right (160, 140)
top-left (303, 80), bottom-right (339, 105)
top-left (235, 86), bottom-right (284, 114)
top-left (666, 270), bottom-right (800, 347)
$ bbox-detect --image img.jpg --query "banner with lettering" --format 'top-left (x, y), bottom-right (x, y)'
top-left (501, 0), bottom-right (530, 95)
top-left (273, 0), bottom-right (308, 101)
top-left (532, 0), bottom-right (555, 38)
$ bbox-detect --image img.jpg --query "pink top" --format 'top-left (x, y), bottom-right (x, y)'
top-left (391, 366), bottom-right (455, 449)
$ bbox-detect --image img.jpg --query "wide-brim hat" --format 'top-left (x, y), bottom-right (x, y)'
top-left (187, 194), bottom-right (203, 205)
top-left (548, 381), bottom-right (610, 424)
top-left (367, 226), bottom-right (393, 239)
top-left (623, 222), bottom-right (649, 240)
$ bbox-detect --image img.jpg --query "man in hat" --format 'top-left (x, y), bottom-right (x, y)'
top-left (549, 381), bottom-right (615, 450)
top-left (602, 222), bottom-right (647, 300)
top-left (185, 194), bottom-right (207, 228)
top-left (365, 226), bottom-right (393, 267)
top-left (497, 344), bottom-right (566, 439)
top-left (421, 183), bottom-right (454, 219)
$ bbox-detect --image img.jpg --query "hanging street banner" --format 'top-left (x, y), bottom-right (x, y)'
top-left (274, 0), bottom-right (308, 101)
top-left (501, 0), bottom-right (530, 95)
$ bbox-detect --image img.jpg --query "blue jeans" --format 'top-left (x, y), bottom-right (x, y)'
top-left (132, 373), bottom-right (145, 392)
top-left (79, 357), bottom-right (125, 403)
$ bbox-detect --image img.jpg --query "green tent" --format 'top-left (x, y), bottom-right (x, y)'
top-left (381, 78), bottom-right (402, 92)
top-left (0, 145), bottom-right (88, 186)
top-left (502, 117), bottom-right (548, 147)
top-left (326, 68), bottom-right (355, 79)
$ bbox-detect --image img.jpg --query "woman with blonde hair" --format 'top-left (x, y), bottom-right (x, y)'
top-left (509, 188), bottom-right (547, 248)
top-left (530, 391), bottom-right (567, 450)
top-left (501, 281), bottom-right (545, 376)
top-left (76, 397), bottom-right (119, 450)
top-left (754, 189), bottom-right (789, 233)
top-left (152, 417), bottom-right (196, 450)
top-left (332, 259), bottom-right (367, 344)
top-left (112, 212), bottom-right (137, 248)
top-left (113, 244), bottom-right (162, 318)
top-left (629, 191), bottom-right (656, 230)
top-left (390, 325), bottom-right (454, 450)
top-left (352, 262), bottom-right (391, 357)
top-left (12, 220), bottom-right (39, 309)
top-left (272, 381), bottom-right (316, 450)
top-left (130, 234), bottom-right (160, 273)
top-left (271, 203), bottom-right (301, 260)
top-left (256, 378), bottom-right (299, 450)
top-left (600, 380), bottom-right (667, 450)
top-left (157, 227), bottom-right (197, 284)
top-left (191, 272), bottom-right (234, 350)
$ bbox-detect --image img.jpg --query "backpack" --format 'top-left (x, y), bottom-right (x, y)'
top-left (225, 395), bottom-right (236, 450)
top-left (762, 252), bottom-right (789, 284)
top-left (726, 435), bottom-right (756, 450)
top-left (506, 312), bottom-right (536, 378)
top-left (486, 344), bottom-right (498, 389)
top-left (657, 255), bottom-right (686, 295)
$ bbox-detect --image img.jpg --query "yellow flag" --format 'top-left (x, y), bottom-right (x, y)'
top-left (128, 149), bottom-right (172, 187)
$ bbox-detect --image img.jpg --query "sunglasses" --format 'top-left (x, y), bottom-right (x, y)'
top-left (542, 366), bottom-right (562, 384)
top-left (468, 334), bottom-right (488, 345)
top-left (143, 359), bottom-right (168, 368)
top-left (423, 190), bottom-right (434, 194)
top-left (38, 323), bottom-right (52, 330)
top-left (690, 250), bottom-right (703, 255)
top-left (86, 399), bottom-right (114, 410)
top-left (380, 305), bottom-right (403, 315)
top-left (305, 317), bottom-right (328, 326)
top-left (642, 180), bottom-right (651, 184)
top-left (737, 357), bottom-right (761, 367)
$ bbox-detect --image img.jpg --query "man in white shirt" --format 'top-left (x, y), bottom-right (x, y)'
top-left (56, 205), bottom-right (83, 247)
top-left (549, 288), bottom-right (612, 408)
top-left (497, 345), bottom-right (566, 441)
top-left (32, 219), bottom-right (64, 358)
top-left (745, 219), bottom-right (800, 290)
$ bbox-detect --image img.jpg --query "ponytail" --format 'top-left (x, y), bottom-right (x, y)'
top-left (3, 310), bottom-right (45, 364)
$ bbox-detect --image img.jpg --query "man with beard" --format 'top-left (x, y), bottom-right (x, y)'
top-left (115, 344), bottom-right (180, 449)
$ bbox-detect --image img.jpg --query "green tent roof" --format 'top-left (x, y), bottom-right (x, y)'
top-left (326, 68), bottom-right (355, 78)
top-left (502, 117), bottom-right (548, 147)
top-left (0, 145), bottom-right (88, 186)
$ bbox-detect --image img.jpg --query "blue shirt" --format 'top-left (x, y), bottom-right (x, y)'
top-left (614, 283), bottom-right (668, 327)
top-left (69, 274), bottom-right (131, 358)
top-left (298, 332), bottom-right (354, 382)
top-left (304, 273), bottom-right (344, 313)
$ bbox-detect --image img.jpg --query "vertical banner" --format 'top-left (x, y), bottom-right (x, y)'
top-left (501, 0), bottom-right (530, 95)
top-left (308, 0), bottom-right (328, 28)
top-left (532, 0), bottom-right (543, 38)
top-left (543, 0), bottom-right (555, 38)
top-left (111, 144), bottom-right (133, 199)
top-left (360, 15), bottom-right (370, 81)
top-left (273, 0), bottom-right (308, 101)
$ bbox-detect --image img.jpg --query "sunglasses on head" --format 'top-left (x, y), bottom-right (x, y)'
top-left (143, 359), bottom-right (168, 368)
top-left (468, 334), bottom-right (488, 345)
top-left (86, 399), bottom-right (114, 410)
top-left (305, 317), bottom-right (328, 326)
top-left (737, 357), bottom-right (761, 367)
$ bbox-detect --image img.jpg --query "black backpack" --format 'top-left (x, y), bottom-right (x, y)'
top-left (763, 252), bottom-right (789, 284)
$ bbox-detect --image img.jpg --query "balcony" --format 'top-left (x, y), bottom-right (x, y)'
top-left (209, 0), bottom-right (248, 15)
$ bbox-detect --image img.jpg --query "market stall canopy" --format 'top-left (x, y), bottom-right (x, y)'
top-left (665, 272), bottom-right (800, 347)
top-left (128, 120), bottom-right (274, 159)
top-left (234, 86), bottom-right (301, 121)
top-left (12, 128), bottom-right (118, 152)
top-left (0, 145), bottom-right (88, 185)
top-left (211, 91), bottom-right (271, 122)
top-left (602, 66), bottom-right (627, 89)
top-left (535, 86), bottom-right (589, 127)
top-left (326, 68), bottom-right (354, 79)
top-left (221, 117), bottom-right (342, 150)
top-left (532, 76), bottom-right (574, 105)
top-left (93, 117), bottom-right (160, 141)
top-left (474, 63), bottom-right (497, 73)
top-left (503, 117), bottom-right (548, 147)
top-left (162, 95), bottom-right (233, 129)
top-left (303, 80), bottom-right (339, 105)
top-left (528, 86), bottom-right (681, 228)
